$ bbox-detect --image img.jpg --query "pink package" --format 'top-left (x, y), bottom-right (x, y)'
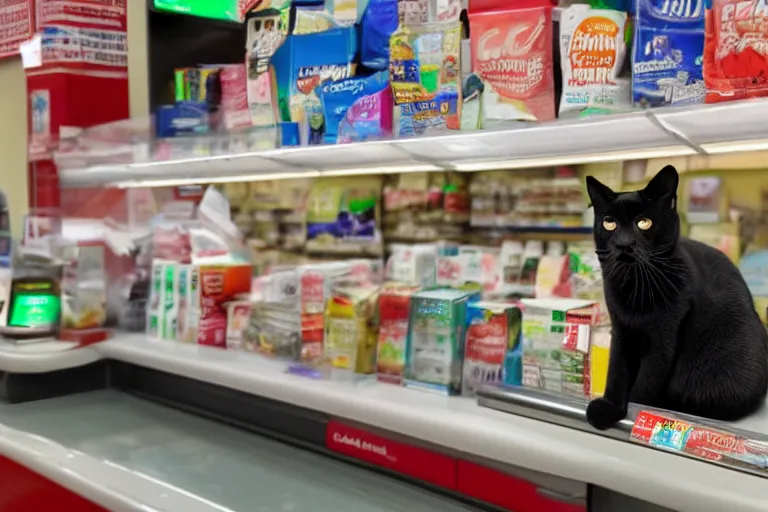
top-left (338, 87), bottom-right (393, 143)
top-left (219, 65), bottom-right (252, 130)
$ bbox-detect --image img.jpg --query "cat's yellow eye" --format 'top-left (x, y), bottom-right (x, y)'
top-left (637, 218), bottom-right (653, 231)
top-left (602, 218), bottom-right (617, 232)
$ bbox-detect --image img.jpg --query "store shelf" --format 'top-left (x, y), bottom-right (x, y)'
top-left (92, 334), bottom-right (768, 512)
top-left (476, 226), bottom-right (593, 235)
top-left (56, 98), bottom-right (768, 189)
top-left (0, 339), bottom-right (100, 373)
top-left (654, 99), bottom-right (768, 151)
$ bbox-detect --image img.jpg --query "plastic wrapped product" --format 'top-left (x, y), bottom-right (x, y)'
top-left (559, 5), bottom-right (630, 118)
top-left (632, 0), bottom-right (705, 107)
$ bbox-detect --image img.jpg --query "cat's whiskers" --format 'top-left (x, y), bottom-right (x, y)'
top-left (644, 260), bottom-right (671, 304)
top-left (629, 266), bottom-right (640, 309)
top-left (647, 262), bottom-right (681, 298)
top-left (639, 251), bottom-right (684, 304)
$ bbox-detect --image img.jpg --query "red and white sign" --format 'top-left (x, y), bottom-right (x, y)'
top-left (0, 0), bottom-right (34, 60)
top-left (36, 0), bottom-right (127, 73)
top-left (37, 0), bottom-right (126, 31)
top-left (27, 0), bottom-right (129, 211)
top-left (326, 421), bottom-right (458, 489)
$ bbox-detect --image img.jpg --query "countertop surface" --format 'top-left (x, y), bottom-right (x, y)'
top-left (0, 390), bottom-right (483, 512)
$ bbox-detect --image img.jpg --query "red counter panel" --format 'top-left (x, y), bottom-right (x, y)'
top-left (0, 455), bottom-right (106, 512)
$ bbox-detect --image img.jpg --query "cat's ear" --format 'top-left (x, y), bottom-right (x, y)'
top-left (586, 176), bottom-right (616, 211)
top-left (643, 165), bottom-right (679, 209)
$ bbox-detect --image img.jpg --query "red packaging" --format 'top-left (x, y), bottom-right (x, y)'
top-left (219, 65), bottom-right (252, 130)
top-left (376, 285), bottom-right (419, 384)
top-left (632, 410), bottom-right (768, 473)
top-left (704, 0), bottom-right (768, 103)
top-left (300, 270), bottom-right (325, 359)
top-left (468, 0), bottom-right (556, 124)
top-left (198, 265), bottom-right (252, 348)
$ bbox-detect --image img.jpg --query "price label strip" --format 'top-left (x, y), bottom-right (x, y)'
top-left (631, 411), bottom-right (768, 477)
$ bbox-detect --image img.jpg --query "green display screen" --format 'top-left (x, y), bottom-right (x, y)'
top-left (153, 0), bottom-right (240, 22)
top-left (9, 282), bottom-right (60, 328)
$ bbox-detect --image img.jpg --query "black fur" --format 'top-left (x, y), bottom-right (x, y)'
top-left (585, 165), bottom-right (768, 430)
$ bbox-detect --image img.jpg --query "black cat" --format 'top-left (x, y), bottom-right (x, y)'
top-left (585, 165), bottom-right (768, 430)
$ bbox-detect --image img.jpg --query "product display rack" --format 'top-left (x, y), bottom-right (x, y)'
top-left (57, 98), bottom-right (768, 189)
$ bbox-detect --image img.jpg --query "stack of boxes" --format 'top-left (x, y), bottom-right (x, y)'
top-left (520, 298), bottom-right (604, 398)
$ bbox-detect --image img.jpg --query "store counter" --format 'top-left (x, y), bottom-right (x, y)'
top-left (0, 339), bottom-right (99, 373)
top-left (0, 335), bottom-right (767, 512)
top-left (97, 335), bottom-right (768, 512)
top-left (0, 390), bottom-right (488, 512)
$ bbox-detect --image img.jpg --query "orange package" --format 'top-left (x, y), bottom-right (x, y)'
top-left (704, 0), bottom-right (768, 103)
top-left (198, 264), bottom-right (252, 348)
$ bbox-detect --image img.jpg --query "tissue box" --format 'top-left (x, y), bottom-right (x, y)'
top-left (521, 298), bottom-right (599, 397)
top-left (462, 301), bottom-right (523, 396)
top-left (405, 288), bottom-right (480, 395)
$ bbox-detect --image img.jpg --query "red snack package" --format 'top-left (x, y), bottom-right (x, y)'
top-left (704, 0), bottom-right (768, 103)
top-left (468, 0), bottom-right (556, 125)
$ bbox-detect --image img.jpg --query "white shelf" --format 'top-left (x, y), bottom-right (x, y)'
top-left (0, 339), bottom-right (100, 373)
top-left (57, 99), bottom-right (768, 189)
top-left (92, 334), bottom-right (768, 512)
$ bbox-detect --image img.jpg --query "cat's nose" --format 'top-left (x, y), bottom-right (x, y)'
top-left (616, 240), bottom-right (637, 252)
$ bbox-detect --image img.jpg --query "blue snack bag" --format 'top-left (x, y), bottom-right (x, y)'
top-left (317, 71), bottom-right (390, 144)
top-left (359, 0), bottom-right (399, 71)
top-left (271, 27), bottom-right (357, 144)
top-left (632, 0), bottom-right (706, 107)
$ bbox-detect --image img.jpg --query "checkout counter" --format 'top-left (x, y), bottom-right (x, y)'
top-left (0, 334), bottom-right (766, 512)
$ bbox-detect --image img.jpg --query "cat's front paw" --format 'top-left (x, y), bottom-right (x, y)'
top-left (586, 398), bottom-right (627, 430)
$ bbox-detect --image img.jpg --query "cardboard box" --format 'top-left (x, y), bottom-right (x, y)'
top-left (520, 298), bottom-right (599, 397)
top-left (463, 301), bottom-right (523, 396)
top-left (405, 288), bottom-right (480, 395)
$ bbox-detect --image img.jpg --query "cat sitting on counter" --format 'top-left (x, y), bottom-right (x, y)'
top-left (585, 165), bottom-right (768, 430)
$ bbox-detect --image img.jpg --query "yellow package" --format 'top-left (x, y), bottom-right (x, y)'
top-left (324, 284), bottom-right (380, 374)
